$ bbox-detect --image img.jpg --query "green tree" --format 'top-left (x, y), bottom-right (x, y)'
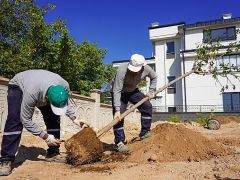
top-left (0, 0), bottom-right (66, 76)
top-left (0, 0), bottom-right (115, 95)
top-left (73, 41), bottom-right (115, 95)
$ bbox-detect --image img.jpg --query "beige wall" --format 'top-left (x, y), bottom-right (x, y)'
top-left (0, 78), bottom-right (8, 131)
top-left (0, 77), bottom-right (140, 135)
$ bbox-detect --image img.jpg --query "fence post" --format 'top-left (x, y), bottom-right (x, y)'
top-left (90, 89), bottom-right (101, 128)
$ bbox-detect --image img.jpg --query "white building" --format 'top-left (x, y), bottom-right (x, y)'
top-left (113, 14), bottom-right (240, 113)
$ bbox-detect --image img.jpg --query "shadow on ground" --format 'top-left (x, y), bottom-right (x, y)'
top-left (102, 142), bottom-right (116, 152)
top-left (13, 145), bottom-right (46, 168)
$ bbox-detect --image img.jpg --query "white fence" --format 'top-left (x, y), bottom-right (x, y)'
top-left (0, 77), bottom-right (140, 135)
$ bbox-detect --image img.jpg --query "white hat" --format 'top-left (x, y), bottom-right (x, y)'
top-left (50, 104), bottom-right (68, 116)
top-left (128, 54), bottom-right (146, 72)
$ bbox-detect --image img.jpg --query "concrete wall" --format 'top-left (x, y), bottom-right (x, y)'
top-left (149, 25), bottom-right (180, 41)
top-left (0, 78), bottom-right (8, 131)
top-left (0, 77), bottom-right (140, 135)
top-left (153, 36), bottom-right (184, 107)
top-left (185, 29), bottom-right (203, 50)
top-left (184, 58), bottom-right (240, 108)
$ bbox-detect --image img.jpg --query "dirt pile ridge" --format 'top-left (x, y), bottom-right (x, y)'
top-left (128, 123), bottom-right (230, 163)
top-left (215, 115), bottom-right (240, 124)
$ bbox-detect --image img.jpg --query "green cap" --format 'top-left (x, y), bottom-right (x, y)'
top-left (47, 85), bottom-right (68, 115)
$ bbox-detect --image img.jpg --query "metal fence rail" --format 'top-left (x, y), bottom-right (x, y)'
top-left (152, 105), bottom-right (240, 113)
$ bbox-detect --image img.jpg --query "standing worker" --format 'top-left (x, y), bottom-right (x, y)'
top-left (112, 53), bottom-right (157, 153)
top-left (0, 70), bottom-right (77, 176)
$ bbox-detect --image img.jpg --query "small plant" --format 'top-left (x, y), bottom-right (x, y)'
top-left (209, 110), bottom-right (215, 119)
top-left (195, 112), bottom-right (209, 126)
top-left (167, 115), bottom-right (181, 123)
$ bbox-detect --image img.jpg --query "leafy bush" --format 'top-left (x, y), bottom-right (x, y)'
top-left (195, 113), bottom-right (209, 126)
top-left (167, 115), bottom-right (181, 123)
top-left (195, 110), bottom-right (216, 126)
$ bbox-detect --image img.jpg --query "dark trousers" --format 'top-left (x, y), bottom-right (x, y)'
top-left (38, 105), bottom-right (60, 155)
top-left (0, 85), bottom-right (60, 162)
top-left (112, 89), bottom-right (152, 144)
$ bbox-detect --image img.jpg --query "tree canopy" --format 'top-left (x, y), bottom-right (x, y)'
top-left (0, 0), bottom-right (115, 95)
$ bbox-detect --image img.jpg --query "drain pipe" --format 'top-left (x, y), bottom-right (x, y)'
top-left (182, 26), bottom-right (187, 112)
top-left (163, 42), bottom-right (167, 111)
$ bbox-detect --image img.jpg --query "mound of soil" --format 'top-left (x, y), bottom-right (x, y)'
top-left (65, 128), bottom-right (103, 166)
top-left (215, 116), bottom-right (240, 124)
top-left (216, 138), bottom-right (240, 147)
top-left (128, 123), bottom-right (229, 163)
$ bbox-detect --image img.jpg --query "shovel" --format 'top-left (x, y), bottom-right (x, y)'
top-left (64, 69), bottom-right (195, 166)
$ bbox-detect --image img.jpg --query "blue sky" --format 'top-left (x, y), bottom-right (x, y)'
top-left (39, 0), bottom-right (240, 64)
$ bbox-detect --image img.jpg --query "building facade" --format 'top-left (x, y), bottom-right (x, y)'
top-left (113, 15), bottom-right (240, 113)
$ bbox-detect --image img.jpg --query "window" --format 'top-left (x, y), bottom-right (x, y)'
top-left (167, 76), bottom-right (176, 94)
top-left (223, 92), bottom-right (240, 112)
top-left (168, 107), bottom-right (176, 113)
top-left (229, 55), bottom-right (237, 66)
top-left (237, 55), bottom-right (240, 67)
top-left (166, 41), bottom-right (175, 54)
top-left (203, 27), bottom-right (236, 43)
top-left (223, 55), bottom-right (230, 66)
top-left (217, 54), bottom-right (240, 72)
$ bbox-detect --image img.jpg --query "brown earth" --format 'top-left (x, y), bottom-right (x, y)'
top-left (1, 116), bottom-right (240, 180)
top-left (215, 115), bottom-right (240, 124)
top-left (65, 128), bottom-right (103, 165)
top-left (127, 123), bottom-right (230, 163)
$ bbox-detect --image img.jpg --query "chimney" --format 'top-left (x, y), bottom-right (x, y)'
top-left (151, 22), bottom-right (159, 27)
top-left (222, 13), bottom-right (232, 20)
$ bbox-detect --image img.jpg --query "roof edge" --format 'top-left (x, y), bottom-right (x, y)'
top-left (148, 22), bottom-right (185, 30)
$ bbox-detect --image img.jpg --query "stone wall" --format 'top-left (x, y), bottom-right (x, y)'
top-left (0, 77), bottom-right (140, 135)
top-left (0, 78), bottom-right (8, 131)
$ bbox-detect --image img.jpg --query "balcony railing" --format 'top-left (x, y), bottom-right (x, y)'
top-left (152, 105), bottom-right (240, 113)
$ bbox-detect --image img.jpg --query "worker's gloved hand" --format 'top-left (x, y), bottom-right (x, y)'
top-left (114, 110), bottom-right (121, 120)
top-left (146, 91), bottom-right (155, 99)
top-left (79, 120), bottom-right (90, 128)
top-left (79, 120), bottom-right (98, 132)
top-left (45, 134), bottom-right (61, 146)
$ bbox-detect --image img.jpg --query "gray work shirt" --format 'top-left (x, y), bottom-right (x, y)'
top-left (112, 63), bottom-right (157, 108)
top-left (9, 70), bottom-right (75, 138)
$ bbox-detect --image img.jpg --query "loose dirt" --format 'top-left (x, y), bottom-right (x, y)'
top-left (1, 116), bottom-right (240, 179)
top-left (215, 115), bottom-right (240, 124)
top-left (65, 128), bottom-right (103, 165)
top-left (127, 123), bottom-right (229, 163)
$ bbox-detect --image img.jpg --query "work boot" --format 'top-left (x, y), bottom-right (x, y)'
top-left (45, 148), bottom-right (66, 163)
top-left (116, 142), bottom-right (129, 153)
top-left (45, 154), bottom-right (66, 163)
top-left (140, 131), bottom-right (150, 140)
top-left (0, 161), bottom-right (12, 176)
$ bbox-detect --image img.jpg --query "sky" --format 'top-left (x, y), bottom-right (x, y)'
top-left (39, 0), bottom-right (240, 64)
